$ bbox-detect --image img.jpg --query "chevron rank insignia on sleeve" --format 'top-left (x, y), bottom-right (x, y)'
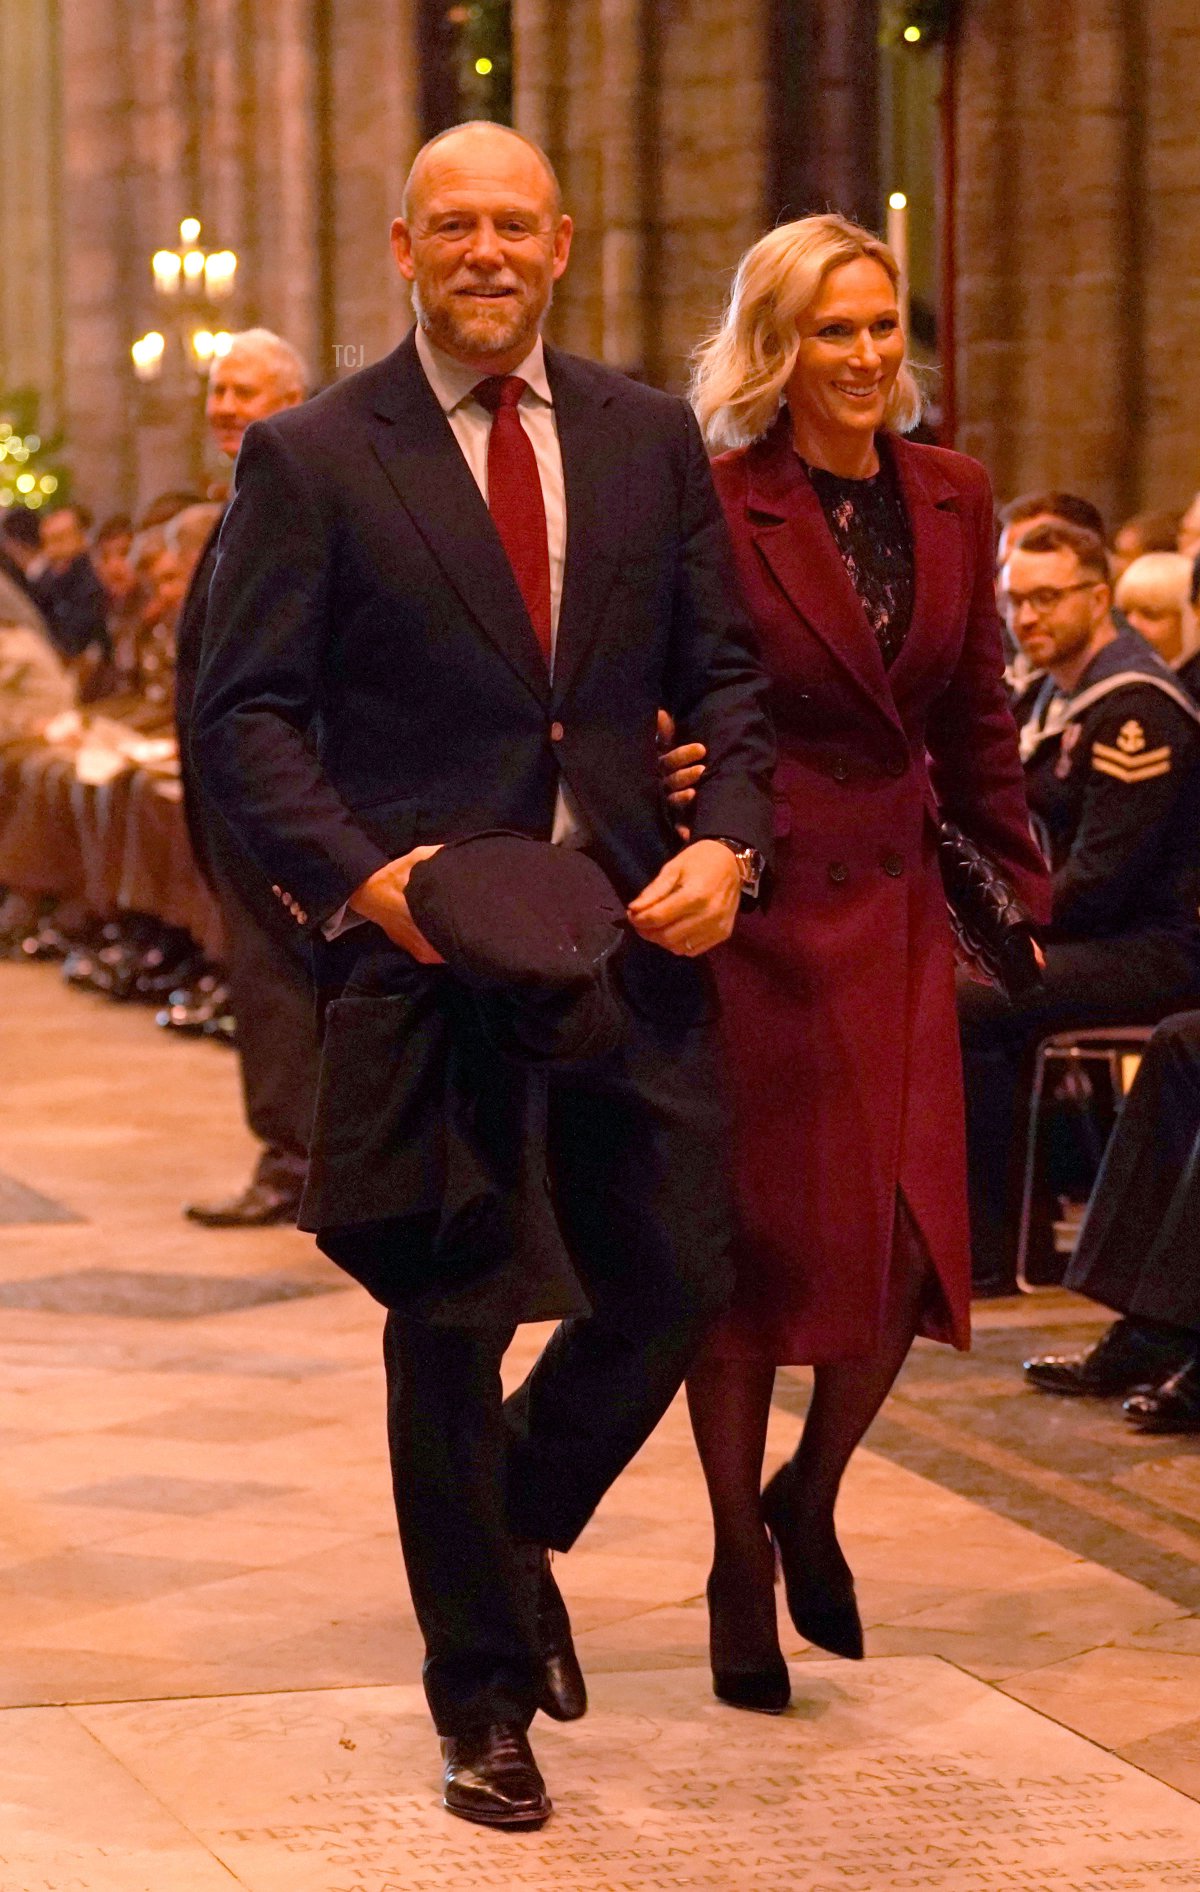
top-left (1091, 735), bottom-right (1172, 782)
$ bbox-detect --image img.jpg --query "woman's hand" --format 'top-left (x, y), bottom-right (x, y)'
top-left (656, 709), bottom-right (708, 838)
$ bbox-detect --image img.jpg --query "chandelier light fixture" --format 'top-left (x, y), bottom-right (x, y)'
top-left (132, 219), bottom-right (239, 381)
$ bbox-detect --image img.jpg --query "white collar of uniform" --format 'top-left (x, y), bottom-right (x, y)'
top-left (414, 326), bottom-right (553, 415)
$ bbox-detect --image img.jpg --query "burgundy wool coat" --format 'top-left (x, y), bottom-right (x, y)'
top-left (708, 421), bottom-right (1050, 1363)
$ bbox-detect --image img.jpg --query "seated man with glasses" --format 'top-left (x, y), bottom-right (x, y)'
top-left (959, 521), bottom-right (1200, 1295)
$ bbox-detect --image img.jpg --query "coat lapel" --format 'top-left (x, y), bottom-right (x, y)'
top-left (885, 434), bottom-right (965, 697)
top-left (366, 333), bottom-right (551, 708)
top-left (542, 347), bottom-right (625, 702)
top-left (744, 418), bottom-right (899, 730)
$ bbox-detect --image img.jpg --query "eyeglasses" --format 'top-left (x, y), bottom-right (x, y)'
top-left (998, 580), bottom-right (1100, 617)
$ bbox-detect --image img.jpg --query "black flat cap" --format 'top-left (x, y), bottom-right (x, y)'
top-left (407, 831), bottom-right (627, 990)
top-left (406, 832), bottom-right (630, 1062)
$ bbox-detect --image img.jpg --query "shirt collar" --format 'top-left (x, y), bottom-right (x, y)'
top-left (414, 326), bottom-right (552, 415)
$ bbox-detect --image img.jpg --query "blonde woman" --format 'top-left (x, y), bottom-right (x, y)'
top-left (669, 214), bottom-right (1048, 1711)
top-left (1116, 552), bottom-right (1200, 702)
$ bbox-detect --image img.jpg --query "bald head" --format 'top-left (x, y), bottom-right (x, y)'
top-left (392, 120), bottom-right (573, 377)
top-left (402, 121), bottom-right (562, 224)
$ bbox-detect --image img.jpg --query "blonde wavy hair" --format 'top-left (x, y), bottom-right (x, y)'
top-left (1115, 552), bottom-right (1200, 666)
top-left (691, 213), bottom-right (923, 453)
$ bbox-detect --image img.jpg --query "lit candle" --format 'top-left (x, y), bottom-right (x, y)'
top-left (152, 250), bottom-right (182, 296)
top-left (204, 250), bottom-right (238, 299)
top-left (131, 332), bottom-right (166, 381)
top-left (887, 192), bottom-right (910, 336)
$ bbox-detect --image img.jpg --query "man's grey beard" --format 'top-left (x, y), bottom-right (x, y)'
top-left (411, 279), bottom-right (552, 359)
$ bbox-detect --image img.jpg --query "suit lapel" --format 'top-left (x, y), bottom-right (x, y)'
top-left (745, 420), bottom-right (899, 729)
top-left (885, 434), bottom-right (964, 696)
top-left (366, 333), bottom-right (551, 707)
top-left (542, 347), bottom-right (624, 701)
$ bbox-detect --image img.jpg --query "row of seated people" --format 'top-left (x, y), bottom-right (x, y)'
top-left (0, 497), bottom-right (231, 1039)
top-left (961, 489), bottom-right (1200, 1434)
top-left (3, 330), bottom-right (322, 1236)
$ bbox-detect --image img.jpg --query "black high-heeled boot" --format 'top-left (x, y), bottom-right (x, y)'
top-left (705, 1540), bottom-right (791, 1714)
top-left (761, 1465), bottom-right (864, 1661)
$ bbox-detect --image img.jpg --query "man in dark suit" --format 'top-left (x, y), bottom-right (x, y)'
top-left (193, 122), bottom-right (773, 1828)
top-left (30, 504), bottom-right (109, 664)
top-left (174, 330), bottom-right (321, 1228)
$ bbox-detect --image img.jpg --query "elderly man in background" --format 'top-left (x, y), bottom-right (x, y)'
top-left (175, 328), bottom-right (321, 1229)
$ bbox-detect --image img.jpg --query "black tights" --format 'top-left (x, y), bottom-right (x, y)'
top-left (686, 1197), bottom-right (934, 1655)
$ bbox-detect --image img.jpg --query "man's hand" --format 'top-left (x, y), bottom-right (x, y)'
top-left (627, 839), bottom-right (742, 957)
top-left (347, 845), bottom-right (445, 962)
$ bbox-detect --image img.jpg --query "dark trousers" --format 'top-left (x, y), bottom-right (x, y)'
top-left (209, 846), bottom-right (321, 1192)
top-left (1066, 1010), bottom-right (1200, 1331)
top-left (958, 932), bottom-right (1200, 1288)
top-left (382, 1006), bottom-right (734, 1735)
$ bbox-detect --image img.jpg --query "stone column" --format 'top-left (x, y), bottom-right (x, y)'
top-left (596, 0), bottom-right (647, 371)
top-left (326, 0), bottom-right (423, 384)
top-left (0, 0), bottom-right (65, 428)
top-left (59, 0), bottom-right (141, 510)
top-left (651, 0), bottom-right (769, 388)
top-left (953, 0), bottom-right (1135, 521)
top-left (1137, 0), bottom-right (1200, 509)
top-left (248, 0), bottom-right (322, 379)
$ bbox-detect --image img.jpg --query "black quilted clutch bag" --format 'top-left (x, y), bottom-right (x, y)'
top-left (938, 821), bottom-right (1043, 1001)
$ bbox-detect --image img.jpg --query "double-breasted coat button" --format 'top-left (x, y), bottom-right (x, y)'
top-left (549, 720), bottom-right (565, 743)
top-left (831, 757), bottom-right (850, 782)
top-left (882, 853), bottom-right (904, 877)
top-left (828, 861), bottom-right (848, 885)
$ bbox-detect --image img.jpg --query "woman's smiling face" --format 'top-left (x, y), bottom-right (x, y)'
top-left (785, 257), bottom-right (906, 447)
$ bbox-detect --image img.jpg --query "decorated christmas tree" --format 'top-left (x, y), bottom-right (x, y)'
top-left (0, 388), bottom-right (70, 514)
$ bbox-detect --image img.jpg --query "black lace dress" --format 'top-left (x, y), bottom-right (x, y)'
top-left (802, 443), bottom-right (915, 670)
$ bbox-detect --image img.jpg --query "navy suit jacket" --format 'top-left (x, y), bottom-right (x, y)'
top-left (191, 331), bottom-right (774, 982)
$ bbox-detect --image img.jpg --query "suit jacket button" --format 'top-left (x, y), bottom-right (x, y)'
top-left (888, 757), bottom-right (907, 777)
top-left (828, 861), bottom-right (848, 885)
top-left (883, 853), bottom-right (904, 877)
top-left (831, 757), bottom-right (849, 782)
top-left (550, 720), bottom-right (565, 743)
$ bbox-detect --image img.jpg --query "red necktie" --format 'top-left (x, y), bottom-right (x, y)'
top-left (472, 375), bottom-right (553, 666)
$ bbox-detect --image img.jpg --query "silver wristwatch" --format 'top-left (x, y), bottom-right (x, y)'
top-left (711, 837), bottom-right (765, 901)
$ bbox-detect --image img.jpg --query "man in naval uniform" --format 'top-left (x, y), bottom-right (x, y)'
top-left (959, 521), bottom-right (1200, 1295)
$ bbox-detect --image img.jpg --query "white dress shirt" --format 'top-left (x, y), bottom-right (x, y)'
top-left (325, 325), bottom-right (585, 937)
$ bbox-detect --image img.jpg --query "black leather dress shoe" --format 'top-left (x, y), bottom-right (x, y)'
top-left (533, 1551), bottom-right (587, 1722)
top-left (1023, 1318), bottom-right (1194, 1398)
top-left (441, 1723), bottom-right (550, 1829)
top-left (156, 980), bottom-right (233, 1034)
top-left (183, 1182), bottom-right (301, 1228)
top-left (1123, 1356), bottom-right (1200, 1432)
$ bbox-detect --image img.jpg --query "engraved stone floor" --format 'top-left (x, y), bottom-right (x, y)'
top-left (2, 958), bottom-right (1200, 1891)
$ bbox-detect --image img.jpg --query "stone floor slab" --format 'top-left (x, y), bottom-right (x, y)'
top-left (76, 1660), bottom-right (1200, 1892)
top-left (0, 1704), bottom-right (244, 1890)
